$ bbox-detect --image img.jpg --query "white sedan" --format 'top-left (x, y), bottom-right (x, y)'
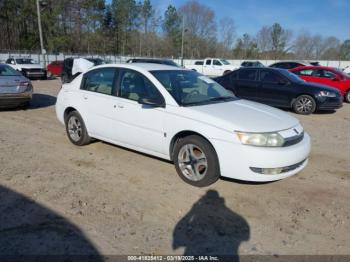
top-left (56, 63), bottom-right (311, 187)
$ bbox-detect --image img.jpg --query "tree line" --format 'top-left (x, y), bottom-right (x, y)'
top-left (0, 0), bottom-right (349, 60)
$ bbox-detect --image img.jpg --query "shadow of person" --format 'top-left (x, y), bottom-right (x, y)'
top-left (0, 185), bottom-right (102, 261)
top-left (173, 190), bottom-right (249, 261)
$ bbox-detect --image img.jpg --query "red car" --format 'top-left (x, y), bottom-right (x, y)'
top-left (290, 66), bottom-right (350, 103)
top-left (47, 61), bottom-right (63, 77)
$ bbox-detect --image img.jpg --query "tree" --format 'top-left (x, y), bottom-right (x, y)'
top-left (256, 26), bottom-right (272, 59)
top-left (163, 5), bottom-right (181, 56)
top-left (179, 0), bottom-right (217, 58)
top-left (270, 23), bottom-right (292, 59)
top-left (218, 17), bottom-right (235, 57)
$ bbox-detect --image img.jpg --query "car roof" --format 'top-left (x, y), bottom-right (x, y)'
top-left (92, 63), bottom-right (184, 72)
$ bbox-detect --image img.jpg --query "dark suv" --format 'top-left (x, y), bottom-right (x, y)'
top-left (215, 67), bottom-right (343, 115)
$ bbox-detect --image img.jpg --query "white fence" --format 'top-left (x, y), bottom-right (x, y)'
top-left (1, 51), bottom-right (349, 69)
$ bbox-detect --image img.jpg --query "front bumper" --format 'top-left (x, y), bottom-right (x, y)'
top-left (211, 132), bottom-right (311, 182)
top-left (317, 96), bottom-right (343, 110)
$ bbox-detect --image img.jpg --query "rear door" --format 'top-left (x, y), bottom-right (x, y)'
top-left (235, 68), bottom-right (260, 100)
top-left (259, 69), bottom-right (293, 107)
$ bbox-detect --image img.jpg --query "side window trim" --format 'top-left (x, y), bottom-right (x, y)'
top-left (80, 67), bottom-right (118, 96)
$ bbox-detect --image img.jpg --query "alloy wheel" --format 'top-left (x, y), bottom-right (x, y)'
top-left (67, 116), bottom-right (82, 142)
top-left (178, 144), bottom-right (208, 181)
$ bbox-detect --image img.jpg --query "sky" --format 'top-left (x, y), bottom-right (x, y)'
top-left (150, 0), bottom-right (350, 41)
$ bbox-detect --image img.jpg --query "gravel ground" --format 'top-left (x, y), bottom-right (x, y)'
top-left (0, 79), bottom-right (349, 257)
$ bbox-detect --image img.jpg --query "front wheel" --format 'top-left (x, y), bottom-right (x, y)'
top-left (173, 135), bottom-right (220, 187)
top-left (345, 90), bottom-right (350, 103)
top-left (65, 111), bottom-right (91, 146)
top-left (293, 95), bottom-right (316, 115)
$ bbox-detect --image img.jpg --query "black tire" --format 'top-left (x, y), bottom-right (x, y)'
top-left (173, 135), bottom-right (220, 187)
top-left (345, 90), bottom-right (350, 103)
top-left (65, 111), bottom-right (91, 146)
top-left (292, 95), bottom-right (316, 115)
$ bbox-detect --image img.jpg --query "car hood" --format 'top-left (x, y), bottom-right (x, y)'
top-left (180, 99), bottom-right (299, 133)
top-left (18, 64), bottom-right (44, 69)
top-left (301, 81), bottom-right (341, 94)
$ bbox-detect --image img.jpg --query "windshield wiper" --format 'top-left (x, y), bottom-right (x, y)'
top-left (183, 96), bottom-right (234, 106)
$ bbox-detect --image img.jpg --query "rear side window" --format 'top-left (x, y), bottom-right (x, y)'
top-left (322, 70), bottom-right (337, 79)
top-left (206, 60), bottom-right (211, 65)
top-left (297, 69), bottom-right (313, 76)
top-left (81, 68), bottom-right (116, 95)
top-left (238, 69), bottom-right (257, 81)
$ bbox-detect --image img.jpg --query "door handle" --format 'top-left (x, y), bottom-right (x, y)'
top-left (83, 95), bottom-right (88, 100)
top-left (115, 104), bottom-right (124, 109)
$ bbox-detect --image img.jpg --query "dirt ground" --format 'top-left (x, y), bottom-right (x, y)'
top-left (0, 79), bottom-right (349, 257)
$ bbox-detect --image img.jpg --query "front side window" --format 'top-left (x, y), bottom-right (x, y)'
top-left (15, 59), bottom-right (36, 64)
top-left (239, 69), bottom-right (258, 81)
top-left (151, 70), bottom-right (235, 106)
top-left (213, 60), bottom-right (222, 66)
top-left (322, 70), bottom-right (337, 79)
top-left (119, 69), bottom-right (162, 102)
top-left (260, 70), bottom-right (287, 84)
top-left (82, 68), bottom-right (116, 95)
top-left (220, 59), bottom-right (230, 65)
top-left (205, 60), bottom-right (211, 65)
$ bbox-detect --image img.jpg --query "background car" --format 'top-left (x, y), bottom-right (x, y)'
top-left (215, 67), bottom-right (343, 114)
top-left (290, 66), bottom-right (350, 102)
top-left (47, 61), bottom-right (63, 77)
top-left (269, 61), bottom-right (311, 69)
top-left (241, 61), bottom-right (265, 68)
top-left (56, 64), bottom-right (310, 186)
top-left (61, 57), bottom-right (105, 84)
top-left (6, 57), bottom-right (47, 80)
top-left (0, 64), bottom-right (33, 108)
top-left (126, 58), bottom-right (180, 67)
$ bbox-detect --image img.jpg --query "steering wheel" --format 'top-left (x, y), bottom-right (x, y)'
top-left (184, 90), bottom-right (200, 102)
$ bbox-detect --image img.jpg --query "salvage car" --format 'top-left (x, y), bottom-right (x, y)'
top-left (126, 58), bottom-right (180, 67)
top-left (0, 64), bottom-right (33, 108)
top-left (56, 63), bottom-right (311, 187)
top-left (290, 66), bottom-right (350, 103)
top-left (185, 58), bottom-right (238, 77)
top-left (6, 57), bottom-right (47, 80)
top-left (215, 67), bottom-right (342, 115)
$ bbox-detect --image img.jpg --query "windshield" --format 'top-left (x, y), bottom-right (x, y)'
top-left (0, 64), bottom-right (21, 76)
top-left (151, 70), bottom-right (236, 106)
top-left (280, 69), bottom-right (305, 83)
top-left (220, 59), bottom-right (230, 65)
top-left (15, 58), bottom-right (36, 64)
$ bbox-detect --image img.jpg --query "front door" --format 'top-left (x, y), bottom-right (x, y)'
top-left (112, 69), bottom-right (166, 155)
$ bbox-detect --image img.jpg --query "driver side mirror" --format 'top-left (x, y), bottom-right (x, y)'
top-left (138, 97), bottom-right (165, 108)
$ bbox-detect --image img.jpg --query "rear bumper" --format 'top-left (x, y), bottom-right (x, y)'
top-left (0, 91), bottom-right (32, 107)
top-left (22, 69), bottom-right (46, 79)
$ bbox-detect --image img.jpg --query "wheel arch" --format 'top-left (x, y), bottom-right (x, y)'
top-left (169, 130), bottom-right (216, 161)
top-left (64, 106), bottom-right (78, 122)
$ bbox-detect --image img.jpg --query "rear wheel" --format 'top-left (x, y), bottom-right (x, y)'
top-left (173, 135), bottom-right (220, 187)
top-left (65, 111), bottom-right (91, 146)
top-left (293, 95), bottom-right (316, 115)
top-left (345, 90), bottom-right (350, 103)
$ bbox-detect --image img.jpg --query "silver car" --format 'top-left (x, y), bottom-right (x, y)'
top-left (0, 64), bottom-right (33, 108)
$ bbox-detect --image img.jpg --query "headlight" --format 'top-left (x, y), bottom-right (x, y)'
top-left (319, 91), bottom-right (336, 97)
top-left (236, 132), bottom-right (284, 147)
